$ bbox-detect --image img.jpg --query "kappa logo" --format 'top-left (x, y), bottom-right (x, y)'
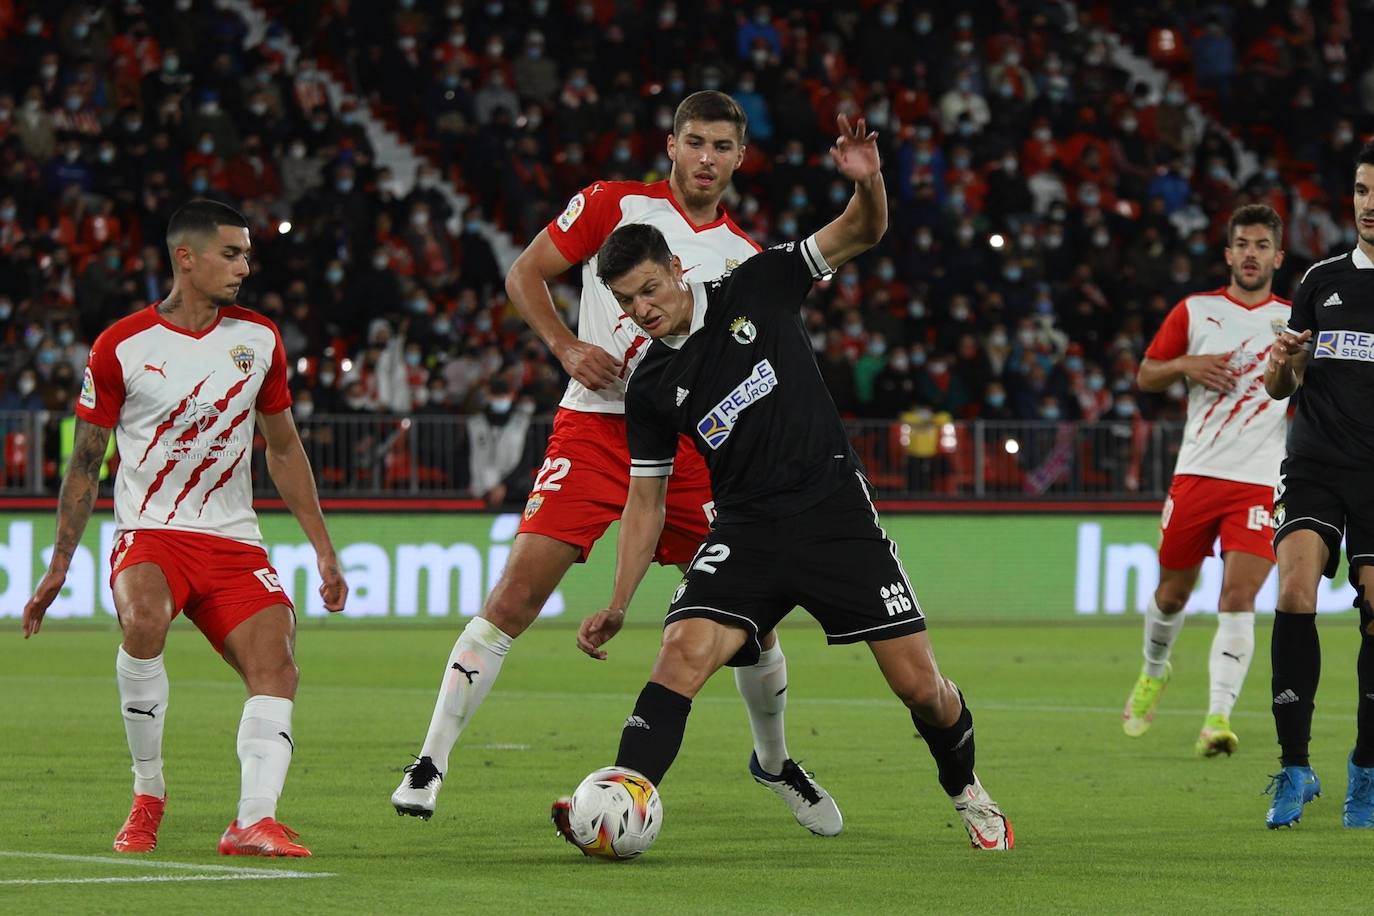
top-left (676, 386), bottom-right (689, 406)
top-left (229, 344), bottom-right (254, 374)
top-left (880, 582), bottom-right (913, 616)
top-left (1323, 292), bottom-right (1343, 307)
top-left (729, 316), bottom-right (757, 345)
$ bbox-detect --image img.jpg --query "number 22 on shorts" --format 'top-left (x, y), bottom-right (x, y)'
top-left (532, 457), bottom-right (571, 492)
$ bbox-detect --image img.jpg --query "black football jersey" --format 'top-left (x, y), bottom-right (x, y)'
top-left (1285, 247), bottom-right (1374, 469)
top-left (625, 235), bottom-right (861, 522)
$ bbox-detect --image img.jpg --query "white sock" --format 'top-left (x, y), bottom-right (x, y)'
top-left (236, 695), bottom-right (294, 827)
top-left (116, 646), bottom-right (168, 798)
top-left (1143, 597), bottom-right (1185, 678)
top-left (734, 641), bottom-right (790, 775)
top-left (1207, 611), bottom-right (1256, 718)
top-left (419, 617), bottom-right (513, 774)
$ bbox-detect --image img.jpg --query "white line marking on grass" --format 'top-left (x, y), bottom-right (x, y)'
top-left (469, 743), bottom-right (530, 750)
top-left (0, 851), bottom-right (333, 886)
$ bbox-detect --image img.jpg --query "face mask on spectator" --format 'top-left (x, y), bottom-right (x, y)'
top-left (198, 138), bottom-right (215, 155)
top-left (65, 94), bottom-right (84, 111)
top-left (1065, 356), bottom-right (1084, 373)
top-left (38, 348), bottom-right (59, 367)
top-left (0, 301), bottom-right (11, 320)
top-left (877, 264), bottom-right (895, 282)
top-left (1114, 400), bottom-right (1137, 418)
top-left (986, 392), bottom-right (1005, 408)
top-left (929, 361), bottom-right (948, 376)
top-left (987, 330), bottom-right (1008, 348)
top-left (190, 176), bottom-right (208, 193)
top-left (336, 177), bottom-right (354, 193)
top-left (163, 56), bottom-right (180, 74)
top-left (18, 375), bottom-right (36, 397)
top-left (289, 143), bottom-right (306, 159)
top-left (475, 315), bottom-right (493, 332)
top-left (325, 266), bottom-right (344, 285)
top-left (433, 317), bottom-right (453, 336)
top-left (1092, 230), bottom-right (1110, 248)
top-left (372, 253), bottom-right (390, 271)
top-left (1003, 265), bottom-right (1022, 283)
top-left (915, 14), bottom-right (932, 34)
top-left (405, 350), bottom-right (422, 367)
top-left (1041, 405), bottom-right (1061, 420)
top-left (487, 396), bottom-right (513, 414)
top-left (889, 356), bottom-right (909, 372)
top-left (345, 395), bottom-right (369, 410)
top-left (319, 371), bottom-right (336, 386)
top-left (411, 211), bottom-right (429, 228)
top-left (293, 400), bottom-right (314, 420)
top-left (58, 328), bottom-right (76, 347)
top-left (408, 297), bottom-right (428, 314)
top-left (868, 340), bottom-right (886, 357)
top-left (951, 305), bottom-right (970, 321)
top-left (1167, 381), bottom-right (1186, 399)
top-left (105, 252), bottom-right (121, 270)
top-left (908, 301), bottom-right (926, 319)
top-left (0, 205), bottom-right (15, 222)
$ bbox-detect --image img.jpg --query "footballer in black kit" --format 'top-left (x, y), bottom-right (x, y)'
top-left (1261, 139), bottom-right (1374, 830)
top-left (551, 116), bottom-right (1013, 855)
top-left (625, 234), bottom-right (926, 664)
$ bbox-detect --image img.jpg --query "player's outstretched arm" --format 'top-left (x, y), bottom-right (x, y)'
top-left (811, 114), bottom-right (887, 272)
top-left (1264, 329), bottom-right (1311, 399)
top-left (506, 229), bottom-right (622, 391)
top-left (577, 475), bottom-right (668, 660)
top-left (259, 409), bottom-right (348, 612)
top-left (1137, 354), bottom-right (1236, 394)
top-left (23, 419), bottom-right (111, 637)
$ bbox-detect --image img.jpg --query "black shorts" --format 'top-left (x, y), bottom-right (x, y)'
top-left (1272, 454), bottom-right (1374, 582)
top-left (664, 474), bottom-right (927, 667)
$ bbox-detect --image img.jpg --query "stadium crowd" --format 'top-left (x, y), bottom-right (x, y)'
top-left (2, 1), bottom-right (1373, 495)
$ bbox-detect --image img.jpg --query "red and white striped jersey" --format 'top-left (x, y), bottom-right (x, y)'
top-left (75, 304), bottom-right (291, 544)
top-left (546, 179), bottom-right (761, 414)
top-left (1145, 288), bottom-right (1290, 486)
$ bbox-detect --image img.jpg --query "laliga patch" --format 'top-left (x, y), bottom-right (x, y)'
top-left (556, 192), bottom-right (586, 232)
top-left (230, 344), bottom-right (255, 374)
top-left (696, 359), bottom-right (778, 450)
top-left (729, 316), bottom-right (757, 345)
top-left (79, 366), bottom-right (97, 409)
top-left (524, 492), bottom-right (545, 520)
top-left (1314, 330), bottom-right (1374, 361)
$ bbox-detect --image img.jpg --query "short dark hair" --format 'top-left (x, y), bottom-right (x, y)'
top-left (166, 199), bottom-right (249, 257)
top-left (1358, 139), bottom-right (1374, 170)
top-left (596, 223), bottom-right (673, 287)
top-left (1227, 203), bottom-right (1283, 248)
top-left (673, 90), bottom-right (747, 144)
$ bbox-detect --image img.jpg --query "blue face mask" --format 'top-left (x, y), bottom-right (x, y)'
top-left (190, 177), bottom-right (208, 193)
top-left (1065, 356), bottom-right (1084, 373)
top-left (987, 392), bottom-right (1005, 407)
top-left (405, 351), bottom-right (422, 367)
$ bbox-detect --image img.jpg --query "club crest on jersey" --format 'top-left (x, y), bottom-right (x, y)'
top-left (230, 344), bottom-right (255, 374)
top-left (729, 317), bottom-right (757, 345)
top-left (524, 492), bottom-right (544, 520)
top-left (725, 258), bottom-right (741, 270)
top-left (556, 192), bottom-right (585, 232)
top-left (696, 359), bottom-right (778, 450)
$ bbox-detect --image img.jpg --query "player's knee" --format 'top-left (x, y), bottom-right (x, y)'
top-left (1277, 584), bottom-right (1316, 614)
top-left (1153, 584), bottom-right (1189, 614)
top-left (481, 580), bottom-right (544, 637)
top-left (1217, 588), bottom-right (1256, 613)
top-left (118, 605), bottom-right (171, 653)
top-left (889, 671), bottom-right (946, 716)
top-left (245, 658), bottom-right (298, 697)
top-left (650, 635), bottom-right (716, 697)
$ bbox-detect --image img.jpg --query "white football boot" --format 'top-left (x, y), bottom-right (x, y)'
top-left (749, 753), bottom-right (843, 836)
top-left (392, 756), bottom-right (443, 820)
top-left (953, 776), bottom-right (1014, 850)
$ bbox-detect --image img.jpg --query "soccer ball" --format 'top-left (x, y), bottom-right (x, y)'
top-left (561, 766), bottom-right (663, 860)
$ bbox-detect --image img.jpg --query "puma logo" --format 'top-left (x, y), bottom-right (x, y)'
top-left (126, 704), bottom-right (158, 718)
top-left (452, 661), bottom-right (478, 685)
top-left (774, 684), bottom-right (788, 697)
top-left (1205, 317), bottom-right (1222, 328)
top-left (1222, 651), bottom-right (1243, 662)
top-left (143, 361), bottom-right (167, 378)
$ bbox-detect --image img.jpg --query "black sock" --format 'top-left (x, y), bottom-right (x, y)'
top-left (1271, 611), bottom-right (1320, 768)
top-left (912, 693), bottom-right (975, 797)
top-left (615, 682), bottom-right (692, 786)
top-left (1354, 595), bottom-right (1374, 768)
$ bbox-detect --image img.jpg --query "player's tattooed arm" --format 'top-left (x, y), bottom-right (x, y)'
top-left (156, 293), bottom-right (181, 315)
top-left (24, 419), bottom-right (111, 637)
top-left (52, 419), bottom-right (112, 565)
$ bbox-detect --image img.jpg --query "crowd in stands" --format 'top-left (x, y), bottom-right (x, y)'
top-left (2, 1), bottom-right (1373, 495)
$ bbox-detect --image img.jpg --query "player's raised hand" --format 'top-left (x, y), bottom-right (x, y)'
top-left (1180, 353), bottom-right (1237, 393)
top-left (559, 340), bottom-right (622, 391)
top-left (1270, 329), bottom-right (1313, 368)
top-left (21, 568), bottom-right (66, 638)
top-left (829, 113), bottom-right (881, 183)
top-left (317, 552), bottom-right (349, 613)
top-left (576, 607), bottom-right (626, 660)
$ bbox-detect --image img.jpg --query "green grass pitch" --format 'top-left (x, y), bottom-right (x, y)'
top-left (1, 617), bottom-right (1368, 914)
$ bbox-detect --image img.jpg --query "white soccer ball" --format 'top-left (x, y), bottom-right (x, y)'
top-left (565, 766), bottom-right (663, 860)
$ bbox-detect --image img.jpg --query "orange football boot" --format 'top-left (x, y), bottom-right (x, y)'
top-left (113, 794), bottom-right (166, 853)
top-left (218, 817), bottom-right (312, 857)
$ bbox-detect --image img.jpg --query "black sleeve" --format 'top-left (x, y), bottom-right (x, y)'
top-left (626, 371), bottom-right (677, 479)
top-left (727, 234), bottom-right (833, 312)
top-left (1288, 265), bottom-right (1318, 337)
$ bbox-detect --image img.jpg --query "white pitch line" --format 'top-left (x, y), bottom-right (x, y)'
top-left (0, 850), bottom-right (333, 886)
top-left (0, 874), bottom-right (330, 886)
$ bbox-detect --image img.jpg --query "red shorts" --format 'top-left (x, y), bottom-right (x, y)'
top-left (1158, 474), bottom-right (1276, 570)
top-left (518, 408), bottom-right (713, 564)
top-left (109, 529), bottom-right (294, 654)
